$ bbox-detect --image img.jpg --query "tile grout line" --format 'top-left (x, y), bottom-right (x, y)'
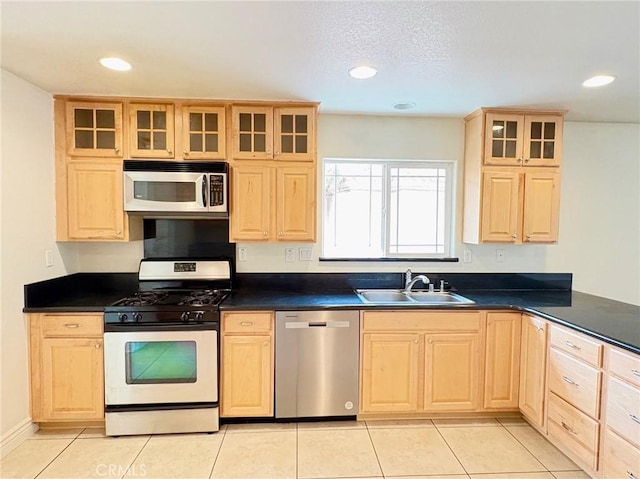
top-left (432, 422), bottom-right (472, 477)
top-left (32, 428), bottom-right (90, 479)
top-left (119, 434), bottom-right (152, 479)
top-left (208, 425), bottom-right (228, 479)
top-left (363, 421), bottom-right (390, 479)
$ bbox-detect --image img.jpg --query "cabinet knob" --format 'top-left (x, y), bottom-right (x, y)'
top-left (167, 149), bottom-right (172, 155)
top-left (183, 150), bottom-right (189, 156)
top-left (518, 157), bottom-right (523, 163)
top-left (511, 235), bottom-right (517, 239)
top-left (114, 147), bottom-right (120, 154)
top-left (524, 158), bottom-right (530, 164)
top-left (263, 231), bottom-right (268, 237)
top-left (525, 234), bottom-right (531, 240)
top-left (275, 151), bottom-right (280, 156)
top-left (95, 343), bottom-right (101, 349)
top-left (279, 232), bottom-right (283, 237)
top-left (415, 339), bottom-right (420, 344)
top-left (263, 341), bottom-right (269, 346)
top-left (116, 230), bottom-right (122, 235)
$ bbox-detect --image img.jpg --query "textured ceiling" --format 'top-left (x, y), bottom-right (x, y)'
top-left (1, 1), bottom-right (639, 122)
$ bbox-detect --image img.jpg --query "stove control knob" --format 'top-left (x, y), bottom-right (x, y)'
top-left (119, 313), bottom-right (128, 322)
top-left (180, 312), bottom-right (190, 322)
top-left (194, 311), bottom-right (204, 322)
top-left (133, 313), bottom-right (143, 322)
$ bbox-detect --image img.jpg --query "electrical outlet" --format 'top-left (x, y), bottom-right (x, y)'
top-left (285, 247), bottom-right (295, 262)
top-left (299, 247), bottom-right (313, 261)
top-left (496, 249), bottom-right (505, 262)
top-left (238, 247), bottom-right (248, 262)
top-left (463, 249), bottom-right (472, 263)
top-left (45, 249), bottom-right (54, 267)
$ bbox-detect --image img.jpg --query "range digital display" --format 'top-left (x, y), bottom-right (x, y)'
top-left (174, 262), bottom-right (196, 272)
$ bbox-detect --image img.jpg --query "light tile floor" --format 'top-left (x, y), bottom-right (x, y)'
top-left (0, 418), bottom-right (591, 479)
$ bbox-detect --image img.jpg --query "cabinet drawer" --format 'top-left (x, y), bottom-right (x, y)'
top-left (606, 376), bottom-right (640, 448)
top-left (41, 314), bottom-right (103, 337)
top-left (549, 325), bottom-right (602, 367)
top-left (548, 347), bottom-right (601, 418)
top-left (609, 347), bottom-right (640, 388)
top-left (602, 428), bottom-right (640, 479)
top-left (547, 393), bottom-right (599, 471)
top-left (362, 311), bottom-right (481, 332)
top-left (223, 312), bottom-right (273, 333)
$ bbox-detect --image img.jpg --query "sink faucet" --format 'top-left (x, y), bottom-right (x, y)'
top-left (404, 274), bottom-right (431, 292)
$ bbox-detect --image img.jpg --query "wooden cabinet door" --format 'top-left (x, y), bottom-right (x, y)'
top-left (484, 113), bottom-right (524, 166)
top-left (65, 101), bottom-right (123, 157)
top-left (523, 115), bottom-right (563, 167)
top-left (181, 106), bottom-right (226, 159)
top-left (519, 315), bottom-right (548, 428)
top-left (276, 166), bottom-right (316, 242)
top-left (361, 333), bottom-right (420, 413)
top-left (523, 169), bottom-right (560, 243)
top-left (129, 103), bottom-right (175, 158)
top-left (274, 107), bottom-right (315, 162)
top-left (67, 161), bottom-right (125, 240)
top-left (481, 170), bottom-right (522, 242)
top-left (231, 106), bottom-right (273, 160)
top-left (484, 312), bottom-right (521, 409)
top-left (40, 338), bottom-right (104, 420)
top-left (221, 335), bottom-right (273, 417)
top-left (424, 334), bottom-right (481, 411)
top-left (230, 165), bottom-right (272, 241)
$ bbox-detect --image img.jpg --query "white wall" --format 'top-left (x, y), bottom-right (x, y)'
top-left (0, 70), bottom-right (78, 446)
top-left (76, 113), bottom-right (640, 305)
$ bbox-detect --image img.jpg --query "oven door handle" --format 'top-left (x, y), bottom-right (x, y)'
top-left (104, 323), bottom-right (217, 333)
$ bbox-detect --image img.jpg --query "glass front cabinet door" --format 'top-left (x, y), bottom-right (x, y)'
top-left (66, 101), bottom-right (123, 157)
top-left (274, 107), bottom-right (315, 162)
top-left (484, 113), bottom-right (563, 167)
top-left (182, 106), bottom-right (226, 159)
top-left (129, 103), bottom-right (175, 158)
top-left (231, 106), bottom-right (273, 160)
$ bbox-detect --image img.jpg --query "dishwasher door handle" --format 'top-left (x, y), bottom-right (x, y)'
top-left (285, 320), bottom-right (351, 329)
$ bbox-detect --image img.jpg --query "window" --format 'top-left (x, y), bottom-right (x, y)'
top-left (322, 159), bottom-right (454, 259)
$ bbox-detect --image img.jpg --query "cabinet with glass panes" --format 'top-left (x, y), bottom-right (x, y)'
top-left (128, 103), bottom-right (175, 158)
top-left (65, 101), bottom-right (123, 157)
top-left (231, 105), bottom-right (316, 161)
top-left (181, 105), bottom-right (226, 159)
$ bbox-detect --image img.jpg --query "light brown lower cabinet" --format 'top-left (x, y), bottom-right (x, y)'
top-left (519, 314), bottom-right (548, 428)
top-left (29, 313), bottom-right (104, 422)
top-left (484, 312), bottom-right (521, 409)
top-left (360, 311), bottom-right (482, 415)
top-left (602, 428), bottom-right (640, 479)
top-left (220, 311), bottom-right (274, 417)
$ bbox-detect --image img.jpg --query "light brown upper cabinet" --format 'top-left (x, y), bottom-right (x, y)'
top-left (463, 108), bottom-right (565, 244)
top-left (65, 101), bottom-right (123, 157)
top-left (128, 103), bottom-right (175, 158)
top-left (181, 105), bottom-right (226, 159)
top-left (231, 106), bottom-right (316, 161)
top-left (484, 112), bottom-right (564, 167)
top-left (230, 164), bottom-right (316, 242)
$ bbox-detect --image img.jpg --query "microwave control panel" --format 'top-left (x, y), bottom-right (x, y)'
top-left (209, 175), bottom-right (225, 207)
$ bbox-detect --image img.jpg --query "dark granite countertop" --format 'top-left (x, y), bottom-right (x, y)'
top-left (23, 272), bottom-right (640, 355)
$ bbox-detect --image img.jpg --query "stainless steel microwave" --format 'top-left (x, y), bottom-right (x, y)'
top-left (124, 160), bottom-right (228, 217)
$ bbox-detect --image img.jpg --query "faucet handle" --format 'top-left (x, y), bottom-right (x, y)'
top-left (405, 268), bottom-right (412, 287)
top-left (439, 280), bottom-right (446, 292)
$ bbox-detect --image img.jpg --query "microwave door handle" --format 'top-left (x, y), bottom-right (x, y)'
top-left (202, 174), bottom-right (208, 207)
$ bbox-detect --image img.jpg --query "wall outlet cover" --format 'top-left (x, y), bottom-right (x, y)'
top-left (463, 249), bottom-right (472, 263)
top-left (285, 247), bottom-right (295, 262)
top-left (496, 249), bottom-right (505, 262)
top-left (238, 247), bottom-right (248, 262)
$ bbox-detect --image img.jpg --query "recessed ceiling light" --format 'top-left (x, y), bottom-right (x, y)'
top-left (99, 57), bottom-right (132, 72)
top-left (582, 75), bottom-right (615, 87)
top-left (348, 65), bottom-right (377, 79)
top-left (393, 102), bottom-right (416, 110)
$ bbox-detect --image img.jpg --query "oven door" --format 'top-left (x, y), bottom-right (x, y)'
top-left (104, 329), bottom-right (217, 406)
top-left (124, 171), bottom-right (208, 213)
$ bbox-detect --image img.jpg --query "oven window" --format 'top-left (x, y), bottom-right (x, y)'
top-left (125, 341), bottom-right (197, 384)
top-left (133, 181), bottom-right (195, 203)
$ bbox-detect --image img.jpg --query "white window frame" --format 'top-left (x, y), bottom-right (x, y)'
top-left (322, 158), bottom-right (456, 259)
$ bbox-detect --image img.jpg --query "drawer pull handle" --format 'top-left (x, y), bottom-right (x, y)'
top-left (561, 422), bottom-right (578, 435)
top-left (535, 326), bottom-right (543, 332)
top-left (63, 323), bottom-right (81, 328)
top-left (562, 376), bottom-right (579, 387)
top-left (628, 471), bottom-right (637, 479)
top-left (239, 321), bottom-right (254, 327)
top-left (564, 340), bottom-right (581, 350)
top-left (632, 369), bottom-right (640, 378)
top-left (629, 414), bottom-right (640, 425)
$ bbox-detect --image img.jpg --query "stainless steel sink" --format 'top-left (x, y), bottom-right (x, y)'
top-left (355, 289), bottom-right (475, 305)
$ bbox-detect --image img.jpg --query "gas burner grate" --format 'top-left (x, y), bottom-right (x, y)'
top-left (178, 289), bottom-right (225, 307)
top-left (112, 291), bottom-right (169, 307)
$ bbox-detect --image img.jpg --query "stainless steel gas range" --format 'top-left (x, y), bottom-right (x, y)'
top-left (103, 258), bottom-right (231, 436)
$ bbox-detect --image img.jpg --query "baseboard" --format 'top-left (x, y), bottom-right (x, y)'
top-left (0, 417), bottom-right (38, 459)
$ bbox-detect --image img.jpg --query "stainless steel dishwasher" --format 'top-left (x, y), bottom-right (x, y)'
top-left (275, 310), bottom-right (359, 418)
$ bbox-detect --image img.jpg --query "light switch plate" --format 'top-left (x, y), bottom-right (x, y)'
top-left (299, 247), bottom-right (313, 261)
top-left (463, 249), bottom-right (472, 263)
top-left (45, 249), bottom-right (54, 267)
top-left (238, 247), bottom-right (248, 262)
